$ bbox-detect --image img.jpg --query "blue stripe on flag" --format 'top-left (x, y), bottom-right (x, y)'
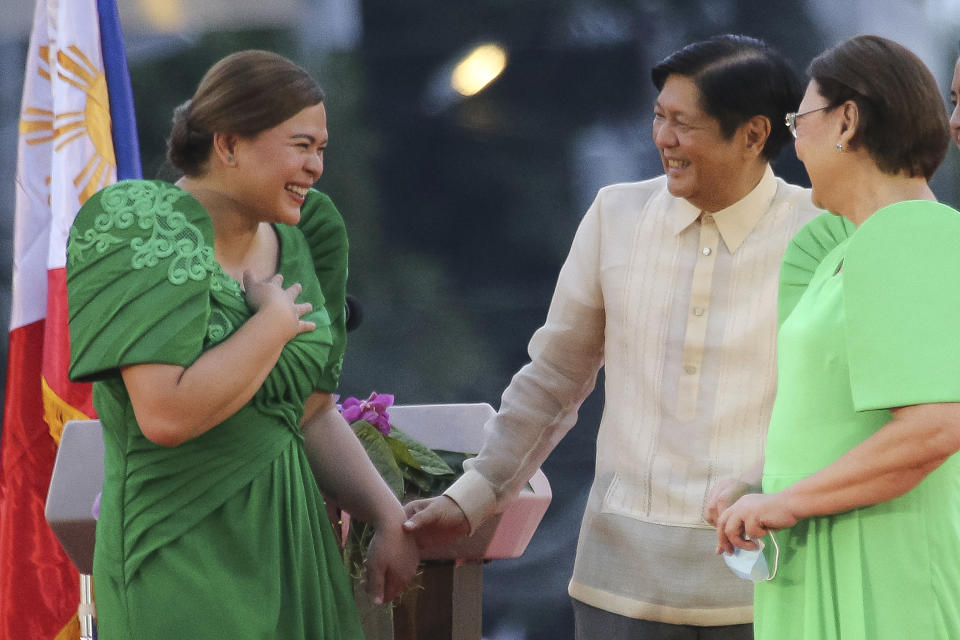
top-left (96, 0), bottom-right (142, 181)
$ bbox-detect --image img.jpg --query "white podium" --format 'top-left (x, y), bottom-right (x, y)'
top-left (45, 419), bottom-right (104, 640)
top-left (386, 403), bottom-right (552, 640)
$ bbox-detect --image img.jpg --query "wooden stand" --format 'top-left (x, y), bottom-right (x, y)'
top-left (393, 561), bottom-right (483, 640)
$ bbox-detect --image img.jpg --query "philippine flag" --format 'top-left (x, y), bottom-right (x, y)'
top-left (0, 0), bottom-right (140, 638)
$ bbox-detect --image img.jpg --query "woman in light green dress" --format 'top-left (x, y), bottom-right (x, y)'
top-left (66, 50), bottom-right (418, 639)
top-left (711, 36), bottom-right (960, 639)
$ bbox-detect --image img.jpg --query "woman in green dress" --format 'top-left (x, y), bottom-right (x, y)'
top-left (66, 50), bottom-right (418, 638)
top-left (709, 36), bottom-right (960, 639)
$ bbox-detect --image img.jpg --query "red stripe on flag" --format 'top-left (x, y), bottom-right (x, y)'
top-left (44, 268), bottom-right (95, 421)
top-left (0, 321), bottom-right (79, 640)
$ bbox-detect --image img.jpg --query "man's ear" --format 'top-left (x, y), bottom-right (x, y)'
top-left (741, 115), bottom-right (771, 159)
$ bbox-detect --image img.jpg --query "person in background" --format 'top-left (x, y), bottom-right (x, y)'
top-left (712, 35), bottom-right (960, 639)
top-left (66, 50), bottom-right (417, 638)
top-left (950, 43), bottom-right (959, 150)
top-left (405, 35), bottom-right (830, 640)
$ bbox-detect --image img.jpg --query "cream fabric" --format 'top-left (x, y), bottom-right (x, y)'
top-left (445, 166), bottom-right (822, 625)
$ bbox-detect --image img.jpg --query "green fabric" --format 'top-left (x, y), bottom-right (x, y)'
top-left (758, 201), bottom-right (960, 639)
top-left (777, 212), bottom-right (855, 328)
top-left (297, 191), bottom-right (349, 392)
top-left (66, 180), bottom-right (362, 639)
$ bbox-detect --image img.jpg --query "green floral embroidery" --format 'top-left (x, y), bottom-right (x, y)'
top-left (209, 263), bottom-right (243, 297)
top-left (206, 309), bottom-right (234, 344)
top-left (68, 182), bottom-right (214, 286)
top-left (68, 228), bottom-right (124, 257)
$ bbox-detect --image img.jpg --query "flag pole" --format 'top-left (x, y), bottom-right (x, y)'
top-left (78, 574), bottom-right (95, 640)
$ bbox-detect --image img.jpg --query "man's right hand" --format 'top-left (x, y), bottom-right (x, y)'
top-left (402, 496), bottom-right (471, 549)
top-left (703, 478), bottom-right (752, 527)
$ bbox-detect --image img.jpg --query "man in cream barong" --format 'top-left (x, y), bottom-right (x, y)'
top-left (404, 35), bottom-right (824, 640)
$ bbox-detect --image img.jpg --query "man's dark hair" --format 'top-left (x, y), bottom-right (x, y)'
top-left (651, 34), bottom-right (801, 160)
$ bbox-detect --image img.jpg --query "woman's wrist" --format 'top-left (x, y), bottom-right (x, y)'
top-left (371, 503), bottom-right (406, 532)
top-left (243, 304), bottom-right (299, 348)
top-left (777, 485), bottom-right (808, 522)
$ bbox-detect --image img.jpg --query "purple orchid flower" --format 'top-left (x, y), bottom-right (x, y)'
top-left (340, 392), bottom-right (394, 435)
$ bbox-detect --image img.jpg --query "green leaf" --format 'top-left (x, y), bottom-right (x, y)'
top-left (384, 435), bottom-right (422, 470)
top-left (351, 420), bottom-right (405, 498)
top-left (390, 427), bottom-right (457, 477)
top-left (434, 450), bottom-right (473, 476)
top-left (402, 465), bottom-right (438, 495)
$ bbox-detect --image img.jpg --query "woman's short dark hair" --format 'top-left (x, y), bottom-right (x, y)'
top-left (167, 50), bottom-right (325, 176)
top-left (651, 34), bottom-right (801, 160)
top-left (808, 35), bottom-right (948, 181)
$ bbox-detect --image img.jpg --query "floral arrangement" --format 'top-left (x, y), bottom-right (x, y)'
top-left (336, 392), bottom-right (464, 578)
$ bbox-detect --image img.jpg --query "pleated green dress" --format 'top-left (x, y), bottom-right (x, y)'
top-left (66, 180), bottom-right (364, 639)
top-left (757, 203), bottom-right (960, 639)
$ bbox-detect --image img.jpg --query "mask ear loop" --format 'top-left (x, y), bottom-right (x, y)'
top-left (765, 531), bottom-right (780, 581)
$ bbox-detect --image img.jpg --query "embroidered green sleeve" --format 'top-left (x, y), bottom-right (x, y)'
top-left (67, 180), bottom-right (216, 382)
top-left (68, 181), bottom-right (214, 286)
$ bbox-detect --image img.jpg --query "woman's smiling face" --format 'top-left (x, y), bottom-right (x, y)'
top-left (231, 102), bottom-right (328, 226)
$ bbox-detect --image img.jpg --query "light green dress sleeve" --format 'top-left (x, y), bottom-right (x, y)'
top-left (67, 180), bottom-right (215, 382)
top-left (778, 212), bottom-right (855, 327)
top-left (295, 189), bottom-right (348, 392)
top-left (843, 201), bottom-right (960, 411)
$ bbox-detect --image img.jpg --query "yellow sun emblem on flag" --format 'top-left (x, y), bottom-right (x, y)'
top-left (18, 44), bottom-right (116, 205)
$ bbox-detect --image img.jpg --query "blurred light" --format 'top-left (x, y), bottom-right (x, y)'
top-left (139, 0), bottom-right (184, 32)
top-left (450, 43), bottom-right (507, 97)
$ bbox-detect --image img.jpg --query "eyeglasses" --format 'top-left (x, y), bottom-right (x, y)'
top-left (784, 105), bottom-right (831, 138)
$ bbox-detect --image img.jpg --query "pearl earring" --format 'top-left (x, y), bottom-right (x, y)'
top-left (835, 143), bottom-right (843, 152)
top-left (227, 155), bottom-right (234, 163)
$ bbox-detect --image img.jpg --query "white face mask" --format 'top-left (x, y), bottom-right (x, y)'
top-left (722, 532), bottom-right (780, 582)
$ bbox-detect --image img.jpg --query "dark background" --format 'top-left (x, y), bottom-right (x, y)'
top-left (1, 2), bottom-right (959, 638)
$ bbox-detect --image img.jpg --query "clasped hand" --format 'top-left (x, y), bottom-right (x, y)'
top-left (363, 520), bottom-right (420, 605)
top-left (402, 496), bottom-right (471, 549)
top-left (243, 272), bottom-right (316, 339)
top-left (710, 491), bottom-right (799, 555)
